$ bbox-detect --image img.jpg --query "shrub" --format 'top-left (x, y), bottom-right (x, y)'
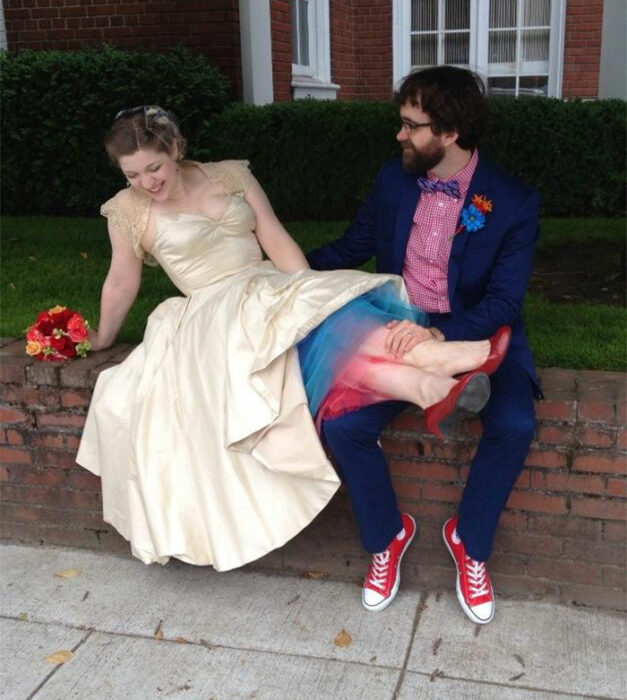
top-left (197, 97), bottom-right (626, 219)
top-left (1, 47), bottom-right (230, 215)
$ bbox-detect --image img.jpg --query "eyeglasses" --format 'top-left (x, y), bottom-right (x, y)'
top-left (399, 120), bottom-right (433, 134)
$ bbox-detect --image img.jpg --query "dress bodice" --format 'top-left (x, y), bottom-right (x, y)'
top-left (149, 195), bottom-right (263, 296)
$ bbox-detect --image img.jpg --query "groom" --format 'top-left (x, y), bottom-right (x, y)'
top-left (307, 66), bottom-right (542, 624)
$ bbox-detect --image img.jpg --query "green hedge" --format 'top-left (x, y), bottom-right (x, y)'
top-left (1, 46), bottom-right (624, 219)
top-left (1, 47), bottom-right (230, 216)
top-left (198, 98), bottom-right (626, 220)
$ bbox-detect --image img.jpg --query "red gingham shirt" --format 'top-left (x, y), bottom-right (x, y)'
top-left (403, 149), bottom-right (478, 313)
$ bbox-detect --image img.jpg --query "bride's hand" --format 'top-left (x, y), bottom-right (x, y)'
top-left (87, 328), bottom-right (106, 352)
top-left (385, 320), bottom-right (433, 358)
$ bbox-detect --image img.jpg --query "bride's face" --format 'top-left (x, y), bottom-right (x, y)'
top-left (118, 147), bottom-right (180, 201)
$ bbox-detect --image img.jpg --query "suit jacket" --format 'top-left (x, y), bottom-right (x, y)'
top-left (307, 153), bottom-right (542, 395)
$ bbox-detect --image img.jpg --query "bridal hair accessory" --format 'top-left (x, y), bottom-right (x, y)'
top-left (113, 105), bottom-right (185, 157)
top-left (25, 305), bottom-right (91, 361)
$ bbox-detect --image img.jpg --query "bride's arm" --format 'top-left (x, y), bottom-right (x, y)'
top-left (245, 177), bottom-right (310, 273)
top-left (88, 224), bottom-right (143, 351)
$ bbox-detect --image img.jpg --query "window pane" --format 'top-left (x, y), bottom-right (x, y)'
top-left (522, 28), bottom-right (549, 61)
top-left (298, 0), bottom-right (309, 65)
top-left (490, 0), bottom-right (517, 28)
top-left (488, 76), bottom-right (517, 95)
top-left (412, 0), bottom-right (437, 31)
top-left (445, 0), bottom-right (470, 30)
top-left (411, 34), bottom-right (437, 66)
top-left (519, 75), bottom-right (548, 95)
top-left (524, 0), bottom-right (550, 27)
top-left (489, 30), bottom-right (517, 64)
top-left (444, 32), bottom-right (470, 64)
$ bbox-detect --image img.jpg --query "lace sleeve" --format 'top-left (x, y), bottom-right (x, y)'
top-left (100, 189), bottom-right (157, 266)
top-left (198, 160), bottom-right (253, 196)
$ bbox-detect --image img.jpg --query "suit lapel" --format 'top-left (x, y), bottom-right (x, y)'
top-left (447, 154), bottom-right (492, 302)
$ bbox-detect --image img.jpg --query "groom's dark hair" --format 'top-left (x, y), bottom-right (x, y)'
top-left (395, 66), bottom-right (488, 150)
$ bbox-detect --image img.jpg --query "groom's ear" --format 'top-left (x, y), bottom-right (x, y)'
top-left (441, 130), bottom-right (460, 147)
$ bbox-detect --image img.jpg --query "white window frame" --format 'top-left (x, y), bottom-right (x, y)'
top-left (291, 0), bottom-right (339, 100)
top-left (393, 0), bottom-right (566, 97)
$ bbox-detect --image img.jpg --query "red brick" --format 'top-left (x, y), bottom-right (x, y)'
top-left (607, 478), bottom-right (626, 498)
top-left (571, 497), bottom-right (626, 521)
top-left (491, 572), bottom-right (558, 598)
top-left (536, 424), bottom-right (576, 445)
top-left (6, 429), bottom-right (25, 446)
top-left (415, 462), bottom-right (459, 482)
top-left (531, 470), bottom-right (605, 496)
top-left (0, 447), bottom-right (32, 465)
top-left (495, 531), bottom-right (563, 557)
top-left (32, 432), bottom-right (64, 449)
top-left (34, 449), bottom-right (79, 470)
top-left (578, 400), bottom-right (614, 424)
top-left (67, 470), bottom-right (101, 490)
top-left (525, 449), bottom-right (568, 469)
top-left (527, 558), bottom-right (600, 585)
top-left (36, 412), bottom-right (86, 429)
top-left (563, 539), bottom-right (626, 566)
top-left (579, 427), bottom-right (614, 448)
top-left (0, 407), bottom-right (30, 424)
top-left (573, 452), bottom-right (626, 475)
top-left (603, 521), bottom-right (626, 542)
top-left (381, 436), bottom-right (423, 458)
top-left (18, 468), bottom-right (67, 487)
top-left (497, 511), bottom-right (528, 531)
top-left (420, 482), bottom-right (463, 503)
top-left (1, 484), bottom-right (101, 509)
top-left (0, 466), bottom-right (10, 481)
top-left (617, 430), bottom-right (627, 450)
top-left (527, 514), bottom-right (602, 540)
top-left (506, 491), bottom-right (567, 514)
top-left (391, 478), bottom-right (420, 500)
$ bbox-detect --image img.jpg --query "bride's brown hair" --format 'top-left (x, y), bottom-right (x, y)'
top-left (104, 105), bottom-right (187, 164)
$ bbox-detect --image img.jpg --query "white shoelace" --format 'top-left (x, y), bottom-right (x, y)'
top-left (366, 550), bottom-right (391, 591)
top-left (464, 555), bottom-right (489, 598)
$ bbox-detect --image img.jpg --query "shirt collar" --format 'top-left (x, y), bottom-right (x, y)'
top-left (427, 149), bottom-right (479, 200)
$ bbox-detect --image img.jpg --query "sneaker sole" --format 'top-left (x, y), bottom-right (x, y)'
top-left (362, 517), bottom-right (417, 612)
top-left (442, 522), bottom-right (494, 625)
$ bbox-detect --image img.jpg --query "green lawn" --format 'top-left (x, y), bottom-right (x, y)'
top-left (1, 216), bottom-right (625, 371)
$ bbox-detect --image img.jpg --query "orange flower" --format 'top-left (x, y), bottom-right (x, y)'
top-left (47, 304), bottom-right (67, 314)
top-left (471, 194), bottom-right (493, 214)
top-left (25, 340), bottom-right (42, 356)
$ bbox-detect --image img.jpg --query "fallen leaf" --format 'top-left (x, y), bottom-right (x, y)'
top-left (474, 625), bottom-right (481, 637)
top-left (513, 653), bottom-right (525, 667)
top-left (429, 668), bottom-right (444, 682)
top-left (333, 629), bottom-right (352, 648)
top-left (8, 283), bottom-right (16, 290)
top-left (45, 649), bottom-right (74, 664)
top-left (300, 570), bottom-right (327, 580)
top-left (432, 637), bottom-right (442, 655)
top-left (154, 618), bottom-right (164, 640)
top-left (18, 612), bottom-right (27, 621)
top-left (155, 629), bottom-right (164, 641)
top-left (54, 568), bottom-right (81, 578)
top-left (80, 252), bottom-right (89, 259)
top-left (286, 594), bottom-right (301, 606)
top-left (509, 672), bottom-right (525, 682)
top-left (174, 637), bottom-right (189, 644)
top-left (200, 639), bottom-right (213, 650)
top-left (82, 591), bottom-right (89, 601)
top-left (369, 655), bottom-right (377, 663)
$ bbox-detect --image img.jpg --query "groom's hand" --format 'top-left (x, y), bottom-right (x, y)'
top-left (385, 320), bottom-right (433, 358)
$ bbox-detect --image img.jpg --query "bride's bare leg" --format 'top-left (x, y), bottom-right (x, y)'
top-left (347, 361), bottom-right (456, 409)
top-left (357, 327), bottom-right (489, 377)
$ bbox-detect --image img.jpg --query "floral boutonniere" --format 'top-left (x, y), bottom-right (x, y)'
top-left (454, 194), bottom-right (493, 237)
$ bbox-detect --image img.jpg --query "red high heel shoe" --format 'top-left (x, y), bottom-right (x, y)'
top-left (475, 326), bottom-right (512, 376)
top-left (424, 371), bottom-right (490, 440)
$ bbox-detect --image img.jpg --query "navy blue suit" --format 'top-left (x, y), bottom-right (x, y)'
top-left (307, 152), bottom-right (541, 561)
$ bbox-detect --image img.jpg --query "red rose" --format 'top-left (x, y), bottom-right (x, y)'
top-left (67, 313), bottom-right (88, 343)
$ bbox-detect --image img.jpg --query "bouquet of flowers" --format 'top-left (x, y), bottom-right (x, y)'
top-left (25, 305), bottom-right (91, 361)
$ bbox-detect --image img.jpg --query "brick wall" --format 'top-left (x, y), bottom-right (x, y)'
top-left (3, 0), bottom-right (243, 99)
top-left (562, 0), bottom-right (603, 99)
top-left (270, 0), bottom-right (292, 102)
top-left (1, 336), bottom-right (625, 609)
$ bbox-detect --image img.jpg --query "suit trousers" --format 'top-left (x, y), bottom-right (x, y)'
top-left (321, 356), bottom-right (536, 560)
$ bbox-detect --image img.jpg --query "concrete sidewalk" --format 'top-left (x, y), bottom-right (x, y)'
top-left (0, 544), bottom-right (624, 700)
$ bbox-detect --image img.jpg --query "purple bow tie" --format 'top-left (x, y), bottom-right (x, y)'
top-left (417, 177), bottom-right (461, 199)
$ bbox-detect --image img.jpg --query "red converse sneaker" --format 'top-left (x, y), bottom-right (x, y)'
top-left (442, 517), bottom-right (494, 624)
top-left (362, 513), bottom-right (416, 612)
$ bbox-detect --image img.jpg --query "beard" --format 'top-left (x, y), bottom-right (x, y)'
top-left (401, 138), bottom-right (445, 173)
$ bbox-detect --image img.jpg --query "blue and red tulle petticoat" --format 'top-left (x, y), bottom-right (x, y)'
top-left (298, 281), bottom-right (428, 428)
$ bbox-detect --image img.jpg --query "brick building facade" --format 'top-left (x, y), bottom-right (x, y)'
top-left (2, 0), bottom-right (624, 103)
